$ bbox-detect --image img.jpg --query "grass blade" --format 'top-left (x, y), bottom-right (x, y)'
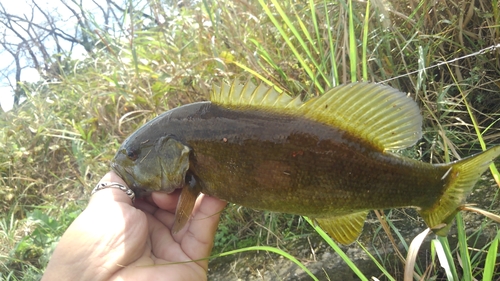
top-left (322, 0), bottom-right (339, 85)
top-left (308, 0), bottom-right (328, 85)
top-left (230, 60), bottom-right (283, 93)
top-left (461, 206), bottom-right (500, 223)
top-left (404, 228), bottom-right (430, 281)
top-left (455, 75), bottom-right (500, 186)
top-left (257, 0), bottom-right (325, 93)
top-left (348, 0), bottom-right (357, 81)
top-left (357, 242), bottom-right (396, 281)
top-left (482, 232), bottom-right (499, 281)
top-left (456, 212), bottom-right (472, 281)
top-left (361, 0), bottom-right (370, 81)
top-left (292, 9), bottom-right (330, 87)
top-left (218, 245), bottom-right (319, 281)
top-left (435, 236), bottom-right (459, 281)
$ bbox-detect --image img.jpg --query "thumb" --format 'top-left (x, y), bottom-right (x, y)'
top-left (86, 171), bottom-right (148, 273)
top-left (43, 172), bottom-right (145, 281)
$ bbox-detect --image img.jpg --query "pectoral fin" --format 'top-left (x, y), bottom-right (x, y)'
top-left (315, 211), bottom-right (369, 245)
top-left (172, 174), bottom-right (201, 233)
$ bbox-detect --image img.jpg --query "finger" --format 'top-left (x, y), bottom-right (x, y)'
top-left (151, 189), bottom-right (182, 213)
top-left (134, 198), bottom-right (158, 214)
top-left (178, 194), bottom-right (227, 270)
top-left (148, 189), bottom-right (194, 233)
top-left (90, 171), bottom-right (135, 207)
top-left (144, 191), bottom-right (181, 232)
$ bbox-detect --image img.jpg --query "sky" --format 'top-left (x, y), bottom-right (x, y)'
top-left (0, 0), bottom-right (98, 111)
top-left (0, 68), bottom-right (40, 111)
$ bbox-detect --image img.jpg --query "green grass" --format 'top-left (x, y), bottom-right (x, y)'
top-left (1, 0), bottom-right (500, 280)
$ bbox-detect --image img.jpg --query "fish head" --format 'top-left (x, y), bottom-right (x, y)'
top-left (111, 135), bottom-right (192, 197)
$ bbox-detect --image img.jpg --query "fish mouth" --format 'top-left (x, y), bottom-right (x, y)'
top-left (110, 161), bottom-right (142, 192)
top-left (110, 161), bottom-right (158, 198)
top-left (110, 161), bottom-right (128, 182)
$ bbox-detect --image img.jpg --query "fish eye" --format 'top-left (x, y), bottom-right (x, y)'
top-left (126, 148), bottom-right (139, 161)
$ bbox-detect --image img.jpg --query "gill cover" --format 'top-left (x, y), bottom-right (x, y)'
top-left (156, 137), bottom-right (203, 234)
top-left (156, 136), bottom-right (191, 192)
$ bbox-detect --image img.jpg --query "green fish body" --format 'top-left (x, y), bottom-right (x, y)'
top-left (111, 81), bottom-right (500, 244)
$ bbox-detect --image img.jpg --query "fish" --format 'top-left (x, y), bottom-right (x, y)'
top-left (111, 80), bottom-right (500, 245)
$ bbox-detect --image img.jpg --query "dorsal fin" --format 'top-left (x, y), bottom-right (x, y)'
top-left (211, 80), bottom-right (422, 151)
top-left (299, 82), bottom-right (422, 151)
top-left (211, 80), bottom-right (302, 110)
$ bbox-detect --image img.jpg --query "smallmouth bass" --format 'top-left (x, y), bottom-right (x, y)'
top-left (111, 80), bottom-right (500, 244)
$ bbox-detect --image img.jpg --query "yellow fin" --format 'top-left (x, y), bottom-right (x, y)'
top-left (315, 211), bottom-right (369, 245)
top-left (300, 83), bottom-right (422, 150)
top-left (211, 80), bottom-right (302, 110)
top-left (212, 80), bottom-right (421, 151)
top-left (172, 182), bottom-right (201, 233)
top-left (419, 145), bottom-right (500, 235)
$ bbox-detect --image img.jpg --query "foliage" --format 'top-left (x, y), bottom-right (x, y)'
top-left (1, 0), bottom-right (500, 280)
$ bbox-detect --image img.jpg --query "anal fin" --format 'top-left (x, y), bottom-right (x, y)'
top-left (315, 211), bottom-right (369, 245)
top-left (172, 181), bottom-right (200, 233)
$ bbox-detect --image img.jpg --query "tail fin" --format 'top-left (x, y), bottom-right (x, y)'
top-left (419, 146), bottom-right (500, 235)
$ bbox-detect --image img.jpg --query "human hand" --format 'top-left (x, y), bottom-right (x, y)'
top-left (42, 171), bottom-right (227, 281)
